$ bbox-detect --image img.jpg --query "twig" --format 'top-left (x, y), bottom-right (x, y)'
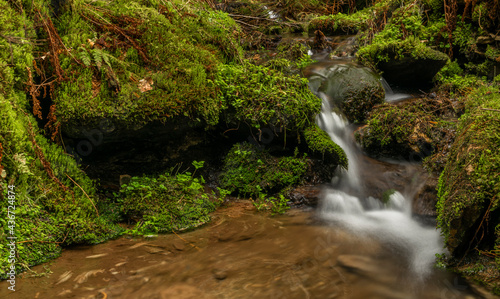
top-left (172, 230), bottom-right (201, 251)
top-left (479, 108), bottom-right (500, 112)
top-left (65, 173), bottom-right (100, 217)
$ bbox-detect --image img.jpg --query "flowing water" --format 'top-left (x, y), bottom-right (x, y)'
top-left (1, 61), bottom-right (492, 299)
top-left (315, 89), bottom-right (444, 280)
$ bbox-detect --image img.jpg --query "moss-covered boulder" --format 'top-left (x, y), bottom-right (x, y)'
top-left (437, 87), bottom-right (500, 257)
top-left (317, 64), bottom-right (385, 123)
top-left (355, 98), bottom-right (458, 162)
top-left (303, 124), bottom-right (348, 169)
top-left (219, 142), bottom-right (309, 198)
top-left (213, 61), bottom-right (321, 130)
top-left (117, 166), bottom-right (218, 234)
top-left (369, 40), bottom-right (449, 87)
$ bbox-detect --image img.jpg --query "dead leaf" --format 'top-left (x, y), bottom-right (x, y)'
top-left (74, 269), bottom-right (105, 284)
top-left (55, 271), bottom-right (73, 285)
top-left (86, 253), bottom-right (108, 259)
top-left (138, 77), bottom-right (153, 93)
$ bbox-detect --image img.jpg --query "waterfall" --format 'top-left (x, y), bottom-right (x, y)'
top-left (381, 77), bottom-right (413, 102)
top-left (315, 92), bottom-right (445, 279)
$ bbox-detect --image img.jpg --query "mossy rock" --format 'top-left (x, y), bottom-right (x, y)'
top-left (355, 103), bottom-right (434, 157)
top-left (436, 87), bottom-right (500, 257)
top-left (318, 64), bottom-right (385, 123)
top-left (118, 170), bottom-right (218, 234)
top-left (0, 1), bottom-right (121, 276)
top-left (50, 0), bottom-right (243, 131)
top-left (219, 142), bottom-right (309, 198)
top-left (213, 61), bottom-right (321, 130)
top-left (354, 97), bottom-right (459, 161)
top-left (303, 124), bottom-right (348, 169)
top-left (357, 38), bottom-right (449, 87)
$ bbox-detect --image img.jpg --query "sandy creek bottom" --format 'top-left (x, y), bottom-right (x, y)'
top-left (1, 201), bottom-right (487, 299)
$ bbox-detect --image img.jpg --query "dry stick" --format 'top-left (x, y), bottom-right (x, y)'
top-left (460, 198), bottom-right (495, 265)
top-left (233, 19), bottom-right (259, 28)
top-left (99, 291), bottom-right (108, 299)
top-left (65, 173), bottom-right (100, 218)
top-left (172, 230), bottom-right (201, 251)
top-left (479, 108), bottom-right (500, 113)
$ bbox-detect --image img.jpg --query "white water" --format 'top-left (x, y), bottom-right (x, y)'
top-left (381, 77), bottom-right (413, 102)
top-left (316, 93), bottom-right (445, 279)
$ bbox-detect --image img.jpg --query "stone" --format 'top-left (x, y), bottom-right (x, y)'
top-left (318, 64), bottom-right (385, 123)
top-left (212, 269), bottom-right (228, 280)
top-left (288, 186), bottom-right (322, 206)
top-left (377, 47), bottom-right (448, 87)
top-left (173, 240), bottom-right (186, 251)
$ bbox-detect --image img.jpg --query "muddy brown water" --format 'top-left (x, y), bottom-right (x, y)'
top-left (0, 201), bottom-right (490, 299)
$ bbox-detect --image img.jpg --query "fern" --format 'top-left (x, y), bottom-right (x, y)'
top-left (78, 47), bottom-right (91, 67)
top-left (92, 49), bottom-right (103, 69)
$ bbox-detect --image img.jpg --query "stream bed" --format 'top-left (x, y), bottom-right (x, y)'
top-left (0, 201), bottom-right (484, 299)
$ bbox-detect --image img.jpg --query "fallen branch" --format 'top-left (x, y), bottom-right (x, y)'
top-left (65, 173), bottom-right (100, 217)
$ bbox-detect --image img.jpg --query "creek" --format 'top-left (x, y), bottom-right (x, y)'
top-left (1, 57), bottom-right (489, 299)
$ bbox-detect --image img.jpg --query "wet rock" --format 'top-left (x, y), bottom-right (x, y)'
top-left (317, 64), bottom-right (385, 123)
top-left (377, 47), bottom-right (448, 88)
top-left (173, 240), bottom-right (186, 251)
top-left (212, 268), bottom-right (228, 280)
top-left (288, 185), bottom-right (322, 206)
top-left (412, 176), bottom-right (438, 216)
top-left (337, 255), bottom-right (378, 273)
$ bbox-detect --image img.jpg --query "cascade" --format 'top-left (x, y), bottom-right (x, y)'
top-left (381, 77), bottom-right (413, 102)
top-left (313, 82), bottom-right (444, 279)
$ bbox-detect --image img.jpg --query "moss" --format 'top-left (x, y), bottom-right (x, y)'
top-left (303, 124), bottom-right (348, 169)
top-left (50, 0), bottom-right (243, 128)
top-left (0, 1), bottom-right (121, 277)
top-left (212, 61), bottom-right (321, 130)
top-left (307, 0), bottom-right (396, 35)
top-left (117, 166), bottom-right (219, 234)
top-left (219, 143), bottom-right (309, 198)
top-left (354, 98), bottom-right (459, 159)
top-left (436, 87), bottom-right (500, 256)
top-left (357, 35), bottom-right (449, 70)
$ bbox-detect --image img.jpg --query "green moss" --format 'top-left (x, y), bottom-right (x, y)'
top-left (51, 0), bottom-right (243, 127)
top-left (357, 35), bottom-right (449, 70)
top-left (219, 143), bottom-right (308, 198)
top-left (308, 0), bottom-right (395, 35)
top-left (117, 164), bottom-right (219, 234)
top-left (436, 86), bottom-right (500, 258)
top-left (0, 1), bottom-right (121, 277)
top-left (303, 124), bottom-right (348, 169)
top-left (355, 102), bottom-right (435, 157)
top-left (212, 61), bottom-right (321, 130)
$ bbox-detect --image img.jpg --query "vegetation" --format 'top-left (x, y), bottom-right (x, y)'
top-left (0, 0), bottom-right (121, 278)
top-left (1, 0), bottom-right (499, 293)
top-left (117, 161), bottom-right (222, 234)
top-left (436, 86), bottom-right (500, 291)
top-left (219, 143), bottom-right (309, 213)
top-left (304, 124), bottom-right (347, 169)
top-left (213, 61), bottom-right (320, 130)
top-left (355, 97), bottom-right (459, 167)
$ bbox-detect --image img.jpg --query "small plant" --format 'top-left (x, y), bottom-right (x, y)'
top-left (117, 161), bottom-right (220, 235)
top-left (220, 142), bottom-right (308, 212)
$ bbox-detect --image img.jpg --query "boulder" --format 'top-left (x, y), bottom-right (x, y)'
top-left (317, 63), bottom-right (385, 123)
top-left (376, 45), bottom-right (448, 87)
